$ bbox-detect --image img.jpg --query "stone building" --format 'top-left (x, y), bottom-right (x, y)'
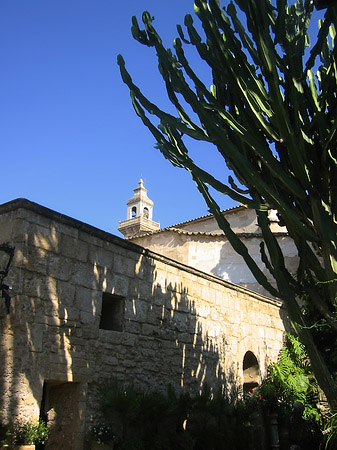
top-left (120, 181), bottom-right (298, 297)
top-left (0, 196), bottom-right (288, 449)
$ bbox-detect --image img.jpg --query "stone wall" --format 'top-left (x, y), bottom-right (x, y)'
top-left (130, 209), bottom-right (298, 297)
top-left (0, 199), bottom-right (288, 449)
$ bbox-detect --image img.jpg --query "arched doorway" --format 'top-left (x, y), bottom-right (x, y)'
top-left (243, 351), bottom-right (260, 393)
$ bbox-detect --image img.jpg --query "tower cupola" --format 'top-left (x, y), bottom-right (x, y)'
top-left (118, 179), bottom-right (160, 238)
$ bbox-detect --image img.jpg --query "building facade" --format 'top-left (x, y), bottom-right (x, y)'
top-left (122, 182), bottom-right (298, 298)
top-left (0, 198), bottom-right (288, 449)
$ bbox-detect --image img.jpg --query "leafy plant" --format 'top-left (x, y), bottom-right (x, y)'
top-left (100, 380), bottom-right (254, 450)
top-left (90, 423), bottom-right (114, 444)
top-left (6, 419), bottom-right (49, 445)
top-left (256, 333), bottom-right (321, 423)
top-left (244, 334), bottom-right (324, 449)
top-left (324, 411), bottom-right (337, 449)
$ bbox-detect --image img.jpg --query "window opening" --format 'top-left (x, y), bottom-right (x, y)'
top-left (143, 207), bottom-right (149, 218)
top-left (100, 293), bottom-right (125, 331)
top-left (132, 207), bottom-right (137, 218)
top-left (243, 351), bottom-right (260, 393)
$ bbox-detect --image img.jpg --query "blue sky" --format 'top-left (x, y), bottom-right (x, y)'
top-left (0, 1), bottom-right (324, 237)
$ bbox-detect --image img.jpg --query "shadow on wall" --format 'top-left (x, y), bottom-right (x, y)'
top-left (87, 245), bottom-right (240, 419)
top-left (0, 211), bottom-right (239, 449)
top-left (0, 219), bottom-right (93, 448)
top-left (211, 238), bottom-right (276, 298)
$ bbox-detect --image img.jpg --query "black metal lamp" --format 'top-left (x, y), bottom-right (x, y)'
top-left (314, 0), bottom-right (337, 9)
top-left (0, 243), bottom-right (15, 313)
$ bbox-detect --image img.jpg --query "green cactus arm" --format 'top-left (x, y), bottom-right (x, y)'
top-left (119, 0), bottom-right (337, 407)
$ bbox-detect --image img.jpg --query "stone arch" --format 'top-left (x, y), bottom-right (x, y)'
top-left (132, 206), bottom-right (137, 218)
top-left (243, 350), bottom-right (260, 393)
top-left (143, 207), bottom-right (149, 218)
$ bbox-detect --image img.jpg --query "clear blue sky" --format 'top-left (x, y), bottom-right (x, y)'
top-left (0, 1), bottom-right (324, 236)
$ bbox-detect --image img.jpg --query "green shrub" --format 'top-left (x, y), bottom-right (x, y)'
top-left (324, 411), bottom-right (337, 449)
top-left (90, 422), bottom-right (114, 444)
top-left (6, 419), bottom-right (49, 445)
top-left (98, 381), bottom-right (249, 450)
top-left (97, 349), bottom-right (326, 450)
top-left (244, 334), bottom-right (324, 449)
top-left (257, 334), bottom-right (321, 422)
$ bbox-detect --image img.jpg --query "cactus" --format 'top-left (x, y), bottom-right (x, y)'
top-left (118, 1), bottom-right (337, 407)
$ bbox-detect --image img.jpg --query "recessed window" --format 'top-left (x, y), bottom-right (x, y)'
top-left (99, 293), bottom-right (125, 331)
top-left (132, 207), bottom-right (137, 218)
top-left (243, 351), bottom-right (260, 393)
top-left (143, 207), bottom-right (149, 218)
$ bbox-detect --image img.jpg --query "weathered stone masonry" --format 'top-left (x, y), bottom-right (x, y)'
top-left (0, 199), bottom-right (288, 449)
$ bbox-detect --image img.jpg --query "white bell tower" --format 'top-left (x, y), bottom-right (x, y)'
top-left (118, 179), bottom-right (160, 238)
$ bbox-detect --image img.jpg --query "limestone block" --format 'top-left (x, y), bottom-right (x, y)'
top-left (274, 329), bottom-right (284, 343)
top-left (114, 254), bottom-right (136, 278)
top-left (179, 332), bottom-right (194, 344)
top-left (186, 298), bottom-right (197, 316)
top-left (23, 273), bottom-right (57, 300)
top-left (0, 220), bottom-right (14, 242)
top-left (0, 210), bottom-right (13, 224)
top-left (27, 324), bottom-right (44, 352)
top-left (48, 367), bottom-right (75, 381)
top-left (125, 298), bottom-right (148, 322)
top-left (241, 322), bottom-right (254, 340)
top-left (226, 309), bottom-right (241, 325)
top-left (56, 280), bottom-right (76, 307)
top-left (152, 268), bottom-right (169, 290)
top-left (21, 246), bottom-right (48, 275)
top-left (88, 245), bottom-right (114, 269)
top-left (61, 234), bottom-right (88, 262)
top-left (152, 286), bottom-right (172, 307)
top-left (102, 273), bottom-right (127, 297)
top-left (168, 293), bottom-right (191, 314)
top-left (164, 274), bottom-right (181, 292)
top-left (141, 323), bottom-right (161, 337)
top-left (257, 326), bottom-right (265, 339)
top-left (124, 320), bottom-right (142, 334)
top-left (30, 223), bottom-right (61, 252)
top-left (80, 326), bottom-right (99, 341)
top-left (137, 280), bottom-right (153, 299)
top-left (78, 230), bottom-right (106, 248)
top-left (123, 332), bottom-right (139, 348)
top-left (55, 221), bottom-right (79, 239)
top-left (41, 314), bottom-right (62, 327)
top-left (134, 255), bottom-right (152, 280)
top-left (146, 304), bottom-right (164, 325)
top-left (75, 286), bottom-right (97, 314)
top-left (98, 329), bottom-right (123, 344)
top-left (183, 280), bottom-right (202, 300)
top-left (16, 207), bottom-right (46, 225)
top-left (99, 355), bottom-right (119, 367)
top-left (245, 310), bottom-right (257, 326)
top-left (206, 323), bottom-right (222, 338)
top-left (193, 302), bottom-right (209, 319)
top-left (79, 310), bottom-right (95, 325)
top-left (265, 327), bottom-right (277, 341)
top-left (71, 261), bottom-right (100, 290)
top-left (47, 253), bottom-right (74, 281)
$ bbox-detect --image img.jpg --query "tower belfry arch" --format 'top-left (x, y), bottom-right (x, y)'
top-left (118, 179), bottom-right (160, 239)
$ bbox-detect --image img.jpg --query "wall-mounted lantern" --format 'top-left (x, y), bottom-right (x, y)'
top-left (0, 243), bottom-right (15, 313)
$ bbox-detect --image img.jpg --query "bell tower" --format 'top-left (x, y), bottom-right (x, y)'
top-left (118, 179), bottom-right (160, 238)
